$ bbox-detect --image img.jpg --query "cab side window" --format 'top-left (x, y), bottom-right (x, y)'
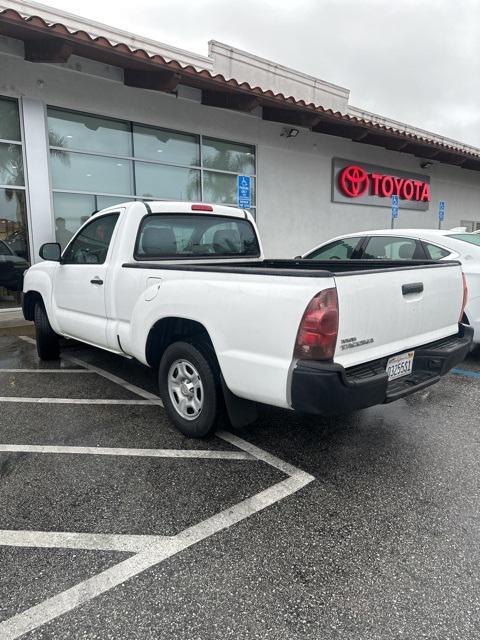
top-left (62, 213), bottom-right (119, 264)
top-left (306, 237), bottom-right (363, 260)
top-left (362, 236), bottom-right (424, 260)
top-left (423, 243), bottom-right (451, 260)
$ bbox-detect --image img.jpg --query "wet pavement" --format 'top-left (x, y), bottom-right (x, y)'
top-left (0, 335), bottom-right (479, 639)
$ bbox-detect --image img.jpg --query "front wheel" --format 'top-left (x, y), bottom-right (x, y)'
top-left (34, 303), bottom-right (60, 361)
top-left (158, 341), bottom-right (219, 438)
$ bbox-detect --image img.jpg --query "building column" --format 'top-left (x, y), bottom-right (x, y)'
top-left (21, 97), bottom-right (54, 262)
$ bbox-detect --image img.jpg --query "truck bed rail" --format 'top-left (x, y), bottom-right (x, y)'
top-left (122, 258), bottom-right (460, 278)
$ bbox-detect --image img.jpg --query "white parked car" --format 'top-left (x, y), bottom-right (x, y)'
top-left (22, 203), bottom-right (472, 437)
top-left (302, 229), bottom-right (480, 345)
top-left (303, 229), bottom-right (480, 346)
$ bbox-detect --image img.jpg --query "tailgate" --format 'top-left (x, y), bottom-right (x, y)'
top-left (334, 263), bottom-right (463, 368)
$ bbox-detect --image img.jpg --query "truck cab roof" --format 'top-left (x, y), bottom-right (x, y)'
top-left (91, 201), bottom-right (250, 220)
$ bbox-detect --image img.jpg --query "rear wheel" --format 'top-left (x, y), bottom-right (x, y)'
top-left (158, 341), bottom-right (219, 438)
top-left (34, 303), bottom-right (60, 361)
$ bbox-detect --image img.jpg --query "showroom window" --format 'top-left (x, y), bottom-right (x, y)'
top-left (0, 96), bottom-right (29, 309)
top-left (47, 108), bottom-right (256, 246)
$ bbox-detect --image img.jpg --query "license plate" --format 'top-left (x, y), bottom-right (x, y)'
top-left (386, 351), bottom-right (414, 381)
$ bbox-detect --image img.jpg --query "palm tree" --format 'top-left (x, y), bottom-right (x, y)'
top-left (202, 145), bottom-right (254, 205)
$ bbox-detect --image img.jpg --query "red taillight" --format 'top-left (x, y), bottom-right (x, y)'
top-left (294, 288), bottom-right (339, 360)
top-left (191, 204), bottom-right (213, 212)
top-left (460, 272), bottom-right (468, 321)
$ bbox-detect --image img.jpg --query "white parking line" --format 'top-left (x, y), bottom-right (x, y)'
top-left (0, 397), bottom-right (153, 405)
top-left (0, 475), bottom-right (314, 640)
top-left (0, 443), bottom-right (253, 460)
top-left (0, 369), bottom-right (94, 373)
top-left (64, 355), bottom-right (164, 405)
top-left (0, 337), bottom-right (316, 640)
top-left (0, 530), bottom-right (179, 554)
top-left (175, 473), bottom-right (312, 546)
top-left (0, 548), bottom-right (181, 640)
top-left (218, 430), bottom-right (309, 478)
top-left (16, 336), bottom-right (37, 346)
top-left (19, 335), bottom-right (163, 405)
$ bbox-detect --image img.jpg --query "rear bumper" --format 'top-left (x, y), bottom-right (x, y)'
top-left (290, 324), bottom-right (474, 416)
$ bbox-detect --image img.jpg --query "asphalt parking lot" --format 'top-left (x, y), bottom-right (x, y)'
top-left (0, 335), bottom-right (480, 640)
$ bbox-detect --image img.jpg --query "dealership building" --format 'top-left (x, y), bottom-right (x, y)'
top-left (1, 0), bottom-right (480, 309)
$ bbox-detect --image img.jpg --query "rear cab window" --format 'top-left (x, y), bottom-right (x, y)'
top-left (134, 214), bottom-right (260, 260)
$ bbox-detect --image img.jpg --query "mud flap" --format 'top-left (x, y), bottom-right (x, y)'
top-left (220, 374), bottom-right (258, 428)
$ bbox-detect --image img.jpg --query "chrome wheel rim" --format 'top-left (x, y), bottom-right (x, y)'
top-left (167, 359), bottom-right (203, 421)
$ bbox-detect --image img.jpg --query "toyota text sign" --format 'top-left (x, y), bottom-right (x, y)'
top-left (332, 158), bottom-right (431, 211)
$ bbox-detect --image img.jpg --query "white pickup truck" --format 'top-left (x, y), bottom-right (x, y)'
top-left (23, 202), bottom-right (472, 437)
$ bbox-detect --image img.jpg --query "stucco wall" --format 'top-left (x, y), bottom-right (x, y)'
top-left (1, 37), bottom-right (479, 259)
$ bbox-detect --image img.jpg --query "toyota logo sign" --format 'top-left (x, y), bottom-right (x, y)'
top-left (333, 158), bottom-right (431, 211)
top-left (340, 165), bottom-right (369, 197)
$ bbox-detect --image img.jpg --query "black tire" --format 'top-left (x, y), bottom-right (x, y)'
top-left (158, 340), bottom-right (219, 438)
top-left (34, 303), bottom-right (60, 361)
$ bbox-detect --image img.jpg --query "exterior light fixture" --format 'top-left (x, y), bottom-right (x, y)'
top-left (420, 160), bottom-right (434, 169)
top-left (281, 127), bottom-right (300, 138)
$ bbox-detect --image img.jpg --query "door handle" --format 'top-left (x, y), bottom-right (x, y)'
top-left (90, 278), bottom-right (104, 285)
top-left (402, 282), bottom-right (423, 295)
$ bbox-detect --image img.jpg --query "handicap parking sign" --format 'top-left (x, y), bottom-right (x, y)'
top-left (391, 194), bottom-right (399, 219)
top-left (439, 200), bottom-right (445, 221)
top-left (237, 175), bottom-right (251, 209)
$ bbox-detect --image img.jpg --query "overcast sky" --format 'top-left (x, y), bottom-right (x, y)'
top-left (44, 0), bottom-right (480, 147)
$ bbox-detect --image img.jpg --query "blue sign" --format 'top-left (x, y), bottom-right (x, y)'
top-left (439, 200), bottom-right (445, 221)
top-left (237, 175), bottom-right (251, 209)
top-left (391, 194), bottom-right (399, 219)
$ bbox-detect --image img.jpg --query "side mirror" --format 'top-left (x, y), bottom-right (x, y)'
top-left (39, 242), bottom-right (62, 262)
top-left (294, 255), bottom-right (302, 259)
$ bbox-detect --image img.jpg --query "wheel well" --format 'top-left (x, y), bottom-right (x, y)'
top-left (145, 317), bottom-right (215, 369)
top-left (146, 316), bottom-right (258, 428)
top-left (23, 291), bottom-right (44, 321)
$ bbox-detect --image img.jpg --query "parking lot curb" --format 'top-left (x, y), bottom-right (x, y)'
top-left (0, 319), bottom-right (35, 337)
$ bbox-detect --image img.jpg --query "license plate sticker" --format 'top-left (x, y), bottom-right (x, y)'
top-left (386, 351), bottom-right (414, 381)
